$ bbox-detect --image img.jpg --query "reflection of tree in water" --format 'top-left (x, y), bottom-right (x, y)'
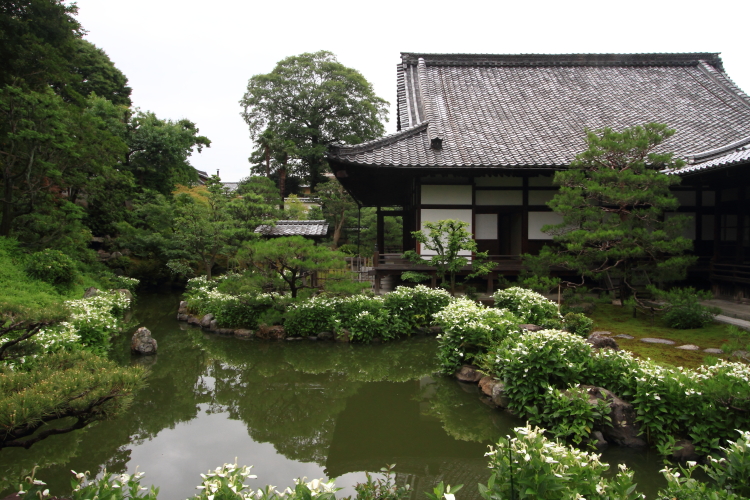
top-left (421, 376), bottom-right (523, 443)
top-left (193, 335), bottom-right (440, 464)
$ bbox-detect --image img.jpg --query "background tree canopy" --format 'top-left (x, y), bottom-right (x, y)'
top-left (240, 51), bottom-right (389, 188)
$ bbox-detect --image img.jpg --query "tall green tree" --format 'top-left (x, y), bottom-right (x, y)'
top-left (315, 179), bottom-right (356, 248)
top-left (530, 123), bottom-right (694, 301)
top-left (240, 51), bottom-right (389, 188)
top-left (68, 39), bottom-right (132, 106)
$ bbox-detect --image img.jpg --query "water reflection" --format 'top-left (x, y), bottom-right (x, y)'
top-left (0, 292), bottom-right (667, 500)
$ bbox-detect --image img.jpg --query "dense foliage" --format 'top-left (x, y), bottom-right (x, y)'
top-left (529, 123), bottom-right (695, 301)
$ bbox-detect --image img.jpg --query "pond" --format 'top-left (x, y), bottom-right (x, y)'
top-left (0, 292), bottom-right (668, 499)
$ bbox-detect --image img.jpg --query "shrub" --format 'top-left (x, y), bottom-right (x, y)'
top-left (284, 296), bottom-right (340, 337)
top-left (336, 295), bottom-right (392, 342)
top-left (24, 249), bottom-right (79, 288)
top-left (563, 311), bottom-right (594, 337)
top-left (657, 287), bottom-right (720, 329)
top-left (482, 424), bottom-right (643, 500)
top-left (383, 285), bottom-right (452, 332)
top-left (492, 286), bottom-right (561, 327)
top-left (433, 298), bottom-right (520, 373)
top-left (525, 385), bottom-right (611, 445)
top-left (704, 429), bottom-right (750, 498)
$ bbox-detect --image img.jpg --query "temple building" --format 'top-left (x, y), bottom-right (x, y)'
top-left (326, 52), bottom-right (750, 298)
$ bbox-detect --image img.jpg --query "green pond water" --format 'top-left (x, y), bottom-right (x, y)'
top-left (1, 292), bottom-right (669, 499)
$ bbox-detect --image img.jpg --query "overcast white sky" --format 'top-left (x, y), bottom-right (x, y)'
top-left (74, 0), bottom-right (750, 182)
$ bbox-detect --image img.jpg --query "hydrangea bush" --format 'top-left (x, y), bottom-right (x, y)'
top-left (433, 298), bottom-right (521, 373)
top-left (492, 286), bottom-right (561, 327)
top-left (382, 285), bottom-right (452, 332)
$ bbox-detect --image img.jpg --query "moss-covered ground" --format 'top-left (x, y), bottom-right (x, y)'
top-left (588, 304), bottom-right (733, 369)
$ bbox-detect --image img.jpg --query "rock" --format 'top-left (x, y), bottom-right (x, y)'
top-left (131, 327), bottom-right (157, 355)
top-left (234, 329), bottom-right (254, 338)
top-left (640, 338), bottom-right (676, 345)
top-left (675, 344), bottom-right (701, 351)
top-left (178, 301), bottom-right (188, 314)
top-left (308, 335), bottom-right (318, 341)
top-left (209, 319), bottom-right (219, 331)
top-left (455, 365), bottom-right (483, 383)
top-left (704, 348), bottom-right (724, 354)
top-left (83, 287), bottom-right (99, 299)
top-left (672, 439), bottom-right (699, 462)
top-left (110, 251), bottom-right (123, 259)
top-left (215, 328), bottom-right (235, 335)
top-left (177, 313), bottom-right (188, 321)
top-left (412, 327), bottom-right (430, 336)
top-left (587, 332), bottom-right (619, 351)
top-left (200, 314), bottom-right (214, 329)
top-left (581, 385), bottom-right (647, 449)
top-left (187, 315), bottom-right (202, 326)
top-left (614, 334), bottom-right (634, 339)
top-left (98, 251), bottom-right (111, 260)
top-left (317, 331), bottom-right (335, 341)
top-left (591, 430), bottom-right (608, 450)
top-left (286, 337), bottom-right (304, 341)
top-left (612, 299), bottom-right (623, 306)
top-left (519, 324), bottom-right (543, 332)
top-left (478, 376), bottom-right (510, 408)
top-left (732, 350), bottom-right (749, 359)
top-left (256, 325), bottom-right (286, 340)
top-left (591, 331), bottom-right (612, 336)
top-left (335, 329), bottom-right (350, 342)
top-left (428, 326), bottom-right (443, 336)
top-left (114, 289), bottom-right (134, 302)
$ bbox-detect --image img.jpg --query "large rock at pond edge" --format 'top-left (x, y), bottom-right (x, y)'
top-left (200, 314), bottom-right (214, 329)
top-left (177, 313), bottom-right (188, 321)
top-left (478, 376), bottom-right (510, 408)
top-left (178, 301), bottom-right (188, 314)
top-left (335, 329), bottom-right (350, 342)
top-left (582, 385), bottom-right (646, 448)
top-left (83, 287), bottom-right (99, 298)
top-left (256, 325), bottom-right (285, 339)
top-left (115, 288), bottom-right (133, 302)
top-left (187, 315), bottom-right (202, 326)
top-left (234, 329), bottom-right (254, 338)
top-left (519, 324), bottom-right (543, 332)
top-left (586, 332), bottom-right (619, 351)
top-left (131, 327), bottom-right (157, 355)
top-left (317, 331), bottom-right (335, 341)
top-left (209, 319), bottom-right (219, 331)
top-left (455, 365), bottom-right (483, 383)
top-left (672, 439), bottom-right (699, 462)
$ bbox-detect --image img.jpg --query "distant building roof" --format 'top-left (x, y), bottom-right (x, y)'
top-left (255, 220), bottom-right (329, 238)
top-left (669, 135), bottom-right (750, 176)
top-left (328, 52), bottom-right (750, 169)
top-left (222, 182), bottom-right (239, 192)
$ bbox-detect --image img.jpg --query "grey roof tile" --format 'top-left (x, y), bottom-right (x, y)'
top-left (254, 220), bottom-right (329, 237)
top-left (328, 53), bottom-right (750, 170)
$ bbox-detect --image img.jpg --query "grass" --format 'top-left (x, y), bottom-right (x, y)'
top-left (588, 303), bottom-right (733, 369)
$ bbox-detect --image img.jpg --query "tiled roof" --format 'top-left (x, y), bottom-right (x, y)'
top-left (669, 135), bottom-right (750, 175)
top-left (329, 53), bottom-right (750, 169)
top-left (254, 220), bottom-right (329, 237)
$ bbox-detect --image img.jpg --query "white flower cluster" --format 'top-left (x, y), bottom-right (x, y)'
top-left (66, 292), bottom-right (130, 333)
top-left (492, 286), bottom-right (561, 325)
top-left (435, 298), bottom-right (519, 339)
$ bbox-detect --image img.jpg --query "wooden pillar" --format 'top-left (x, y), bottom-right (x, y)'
top-left (376, 207), bottom-right (385, 255)
top-left (521, 176), bottom-right (529, 254)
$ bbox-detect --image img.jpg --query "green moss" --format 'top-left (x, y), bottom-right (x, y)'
top-left (588, 304), bottom-right (730, 369)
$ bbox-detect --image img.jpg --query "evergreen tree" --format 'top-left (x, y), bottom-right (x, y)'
top-left (530, 123), bottom-right (695, 301)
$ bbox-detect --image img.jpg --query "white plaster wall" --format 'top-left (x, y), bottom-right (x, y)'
top-left (475, 190), bottom-right (522, 206)
top-left (475, 214), bottom-right (498, 239)
top-left (528, 212), bottom-right (564, 239)
top-left (421, 185), bottom-right (472, 205)
top-left (528, 190), bottom-right (556, 205)
top-left (419, 208), bottom-right (473, 255)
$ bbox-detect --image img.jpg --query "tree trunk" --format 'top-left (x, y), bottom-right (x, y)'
top-left (1, 174), bottom-right (13, 237)
top-left (279, 166), bottom-right (287, 211)
top-left (332, 213), bottom-right (346, 248)
top-left (205, 259), bottom-right (213, 280)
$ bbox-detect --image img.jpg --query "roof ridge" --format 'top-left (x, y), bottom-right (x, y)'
top-left (695, 61), bottom-right (750, 112)
top-left (417, 58), bottom-right (443, 145)
top-left (687, 135), bottom-right (750, 163)
top-left (400, 52), bottom-right (723, 69)
top-left (329, 122), bottom-right (429, 155)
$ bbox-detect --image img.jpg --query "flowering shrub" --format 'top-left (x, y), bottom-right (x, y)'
top-left (482, 424), bottom-right (644, 500)
top-left (489, 330), bottom-right (593, 416)
top-left (285, 296), bottom-right (341, 337)
top-left (109, 276), bottom-right (141, 292)
top-left (525, 385), bottom-right (611, 445)
top-left (433, 298), bottom-right (520, 373)
top-left (336, 295), bottom-right (392, 342)
top-left (383, 285), bottom-right (452, 332)
top-left (65, 292), bottom-right (131, 354)
top-left (492, 286), bottom-right (561, 327)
